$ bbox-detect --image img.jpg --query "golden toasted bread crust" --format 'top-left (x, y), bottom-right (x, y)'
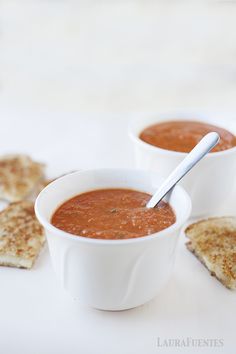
top-left (185, 217), bottom-right (236, 289)
top-left (0, 201), bottom-right (45, 269)
top-left (0, 154), bottom-right (45, 202)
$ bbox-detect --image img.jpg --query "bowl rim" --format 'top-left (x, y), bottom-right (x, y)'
top-left (129, 115), bottom-right (236, 158)
top-left (35, 168), bottom-right (192, 246)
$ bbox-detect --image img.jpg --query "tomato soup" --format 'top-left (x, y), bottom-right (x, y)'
top-left (139, 120), bottom-right (236, 153)
top-left (51, 189), bottom-right (176, 240)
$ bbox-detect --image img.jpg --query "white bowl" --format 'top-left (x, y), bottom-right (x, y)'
top-left (35, 169), bottom-right (191, 311)
top-left (129, 114), bottom-right (236, 217)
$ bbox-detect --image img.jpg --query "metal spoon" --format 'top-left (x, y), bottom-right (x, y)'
top-left (146, 132), bottom-right (220, 208)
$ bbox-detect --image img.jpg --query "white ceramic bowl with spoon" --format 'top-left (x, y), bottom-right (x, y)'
top-left (35, 169), bottom-right (191, 311)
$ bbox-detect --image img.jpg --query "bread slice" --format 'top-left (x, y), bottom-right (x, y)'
top-left (0, 154), bottom-right (45, 202)
top-left (0, 201), bottom-right (45, 269)
top-left (185, 217), bottom-right (236, 289)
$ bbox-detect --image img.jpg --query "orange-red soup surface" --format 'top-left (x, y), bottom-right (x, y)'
top-left (51, 189), bottom-right (176, 240)
top-left (139, 120), bottom-right (236, 153)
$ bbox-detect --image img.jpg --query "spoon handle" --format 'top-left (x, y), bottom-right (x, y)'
top-left (146, 132), bottom-right (220, 208)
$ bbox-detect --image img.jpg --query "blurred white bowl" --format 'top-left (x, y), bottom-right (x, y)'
top-left (129, 113), bottom-right (236, 217)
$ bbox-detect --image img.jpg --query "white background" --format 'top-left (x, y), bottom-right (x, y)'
top-left (0, 1), bottom-right (236, 353)
top-left (1, 0), bottom-right (236, 113)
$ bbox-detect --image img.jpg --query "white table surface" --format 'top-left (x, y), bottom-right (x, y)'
top-left (0, 110), bottom-right (235, 354)
top-left (1, 1), bottom-right (236, 352)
